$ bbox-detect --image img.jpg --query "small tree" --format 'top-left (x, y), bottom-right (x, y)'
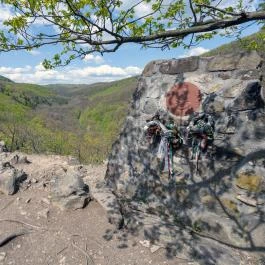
top-left (0, 110), bottom-right (27, 151)
top-left (0, 0), bottom-right (265, 68)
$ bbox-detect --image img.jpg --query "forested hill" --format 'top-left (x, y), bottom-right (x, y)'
top-left (46, 82), bottom-right (109, 97)
top-left (203, 28), bottom-right (265, 56)
top-left (0, 76), bottom-right (137, 163)
top-left (0, 76), bottom-right (67, 108)
top-left (0, 75), bottom-right (13, 83)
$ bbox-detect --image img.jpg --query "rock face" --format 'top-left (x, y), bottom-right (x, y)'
top-left (91, 184), bottom-right (124, 229)
top-left (106, 51), bottom-right (265, 263)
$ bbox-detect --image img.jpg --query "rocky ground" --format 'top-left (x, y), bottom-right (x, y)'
top-left (0, 151), bottom-right (211, 265)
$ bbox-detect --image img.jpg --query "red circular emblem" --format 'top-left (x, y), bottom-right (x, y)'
top-left (166, 82), bottom-right (201, 116)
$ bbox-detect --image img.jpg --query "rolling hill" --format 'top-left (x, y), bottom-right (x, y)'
top-left (0, 75), bottom-right (13, 83)
top-left (203, 28), bottom-right (265, 56)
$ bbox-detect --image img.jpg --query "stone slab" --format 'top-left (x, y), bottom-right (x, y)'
top-left (159, 57), bottom-right (199, 74)
top-left (207, 54), bottom-right (241, 72)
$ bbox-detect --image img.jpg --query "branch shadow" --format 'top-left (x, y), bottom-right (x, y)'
top-left (103, 77), bottom-right (265, 264)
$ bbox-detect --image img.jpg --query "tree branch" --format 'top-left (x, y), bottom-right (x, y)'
top-left (196, 3), bottom-right (243, 17)
top-left (88, 11), bottom-right (265, 45)
top-left (1, 1), bottom-right (265, 64)
top-left (189, 0), bottom-right (197, 24)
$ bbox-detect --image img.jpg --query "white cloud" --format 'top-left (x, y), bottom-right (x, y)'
top-left (0, 63), bottom-right (142, 84)
top-left (32, 17), bottom-right (52, 26)
top-left (0, 3), bottom-right (52, 28)
top-left (217, 0), bottom-right (258, 11)
top-left (71, 64), bottom-right (141, 77)
top-left (34, 63), bottom-right (45, 71)
top-left (0, 65), bottom-right (32, 74)
top-left (83, 54), bottom-right (104, 64)
top-left (118, 0), bottom-right (154, 18)
top-left (179, 47), bottom-right (210, 58)
top-left (28, 50), bottom-right (41, 56)
top-left (134, 2), bottom-right (153, 17)
top-left (0, 5), bottom-right (13, 22)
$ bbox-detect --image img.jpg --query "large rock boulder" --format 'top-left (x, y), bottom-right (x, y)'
top-left (10, 154), bottom-right (30, 165)
top-left (105, 51), bottom-right (265, 263)
top-left (0, 167), bottom-right (27, 195)
top-left (50, 168), bottom-right (91, 210)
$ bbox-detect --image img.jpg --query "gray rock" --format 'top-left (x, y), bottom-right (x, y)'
top-left (0, 252), bottom-right (6, 262)
top-left (0, 141), bottom-right (7, 153)
top-left (50, 169), bottom-right (90, 210)
top-left (238, 69), bottom-right (262, 80)
top-left (143, 99), bottom-right (159, 114)
top-left (41, 197), bottom-right (51, 205)
top-left (217, 72), bottom-right (231, 80)
top-left (92, 185), bottom-right (124, 229)
top-left (142, 61), bottom-right (158, 77)
top-left (237, 51), bottom-right (263, 70)
top-left (37, 208), bottom-right (50, 219)
top-left (207, 52), bottom-right (263, 72)
top-left (159, 57), bottom-right (199, 74)
top-left (202, 93), bottom-right (225, 113)
top-left (10, 154), bottom-right (30, 165)
top-left (227, 81), bottom-right (263, 111)
top-left (67, 156), bottom-right (80, 165)
top-left (207, 54), bottom-right (241, 71)
top-left (0, 167), bottom-right (27, 195)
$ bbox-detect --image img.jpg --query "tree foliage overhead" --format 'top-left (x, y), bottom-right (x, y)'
top-left (0, 0), bottom-right (265, 67)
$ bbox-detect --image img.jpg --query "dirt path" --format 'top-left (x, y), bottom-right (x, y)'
top-left (0, 153), bottom-right (194, 265)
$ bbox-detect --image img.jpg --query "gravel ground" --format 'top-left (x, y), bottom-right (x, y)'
top-left (0, 153), bottom-right (194, 265)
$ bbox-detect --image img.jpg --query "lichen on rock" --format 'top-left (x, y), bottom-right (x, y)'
top-left (236, 173), bottom-right (263, 192)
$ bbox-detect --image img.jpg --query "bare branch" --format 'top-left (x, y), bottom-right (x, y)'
top-left (189, 0), bottom-right (197, 24)
top-left (116, 0), bottom-right (145, 29)
top-left (196, 3), bottom-right (242, 17)
top-left (88, 11), bottom-right (265, 46)
top-left (120, 0), bottom-right (164, 29)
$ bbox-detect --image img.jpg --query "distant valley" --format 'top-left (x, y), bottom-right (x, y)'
top-left (0, 76), bottom-right (137, 163)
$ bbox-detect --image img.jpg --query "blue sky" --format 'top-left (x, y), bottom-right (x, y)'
top-left (0, 1), bottom-right (261, 84)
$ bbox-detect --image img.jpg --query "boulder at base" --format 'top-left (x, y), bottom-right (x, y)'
top-left (50, 168), bottom-right (91, 210)
top-left (0, 167), bottom-right (27, 195)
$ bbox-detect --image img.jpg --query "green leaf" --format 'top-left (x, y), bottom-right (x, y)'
top-left (29, 0), bottom-right (37, 10)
